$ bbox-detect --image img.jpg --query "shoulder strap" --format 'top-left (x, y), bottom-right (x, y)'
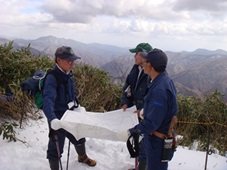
top-left (48, 70), bottom-right (70, 102)
top-left (47, 70), bottom-right (62, 85)
top-left (46, 70), bottom-right (80, 107)
top-left (41, 69), bottom-right (62, 92)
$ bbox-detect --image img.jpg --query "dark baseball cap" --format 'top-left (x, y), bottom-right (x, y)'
top-left (140, 48), bottom-right (168, 72)
top-left (55, 46), bottom-right (81, 61)
top-left (129, 43), bottom-right (153, 53)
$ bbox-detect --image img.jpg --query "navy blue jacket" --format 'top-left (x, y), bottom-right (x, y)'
top-left (121, 64), bottom-right (150, 110)
top-left (135, 72), bottom-right (178, 135)
top-left (42, 65), bottom-right (77, 122)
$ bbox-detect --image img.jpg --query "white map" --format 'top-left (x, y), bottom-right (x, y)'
top-left (59, 106), bottom-right (138, 142)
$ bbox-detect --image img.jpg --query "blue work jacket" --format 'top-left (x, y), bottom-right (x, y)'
top-left (135, 72), bottom-right (178, 135)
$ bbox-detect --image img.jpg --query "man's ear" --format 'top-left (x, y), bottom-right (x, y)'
top-left (56, 57), bottom-right (61, 63)
top-left (148, 62), bottom-right (152, 68)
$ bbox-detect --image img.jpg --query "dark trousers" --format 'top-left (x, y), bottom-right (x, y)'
top-left (138, 138), bottom-right (146, 170)
top-left (142, 135), bottom-right (168, 170)
top-left (47, 128), bottom-right (85, 161)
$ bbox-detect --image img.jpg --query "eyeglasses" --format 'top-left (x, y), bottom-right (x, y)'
top-left (67, 60), bottom-right (73, 65)
top-left (142, 60), bottom-right (149, 63)
top-left (61, 59), bottom-right (76, 65)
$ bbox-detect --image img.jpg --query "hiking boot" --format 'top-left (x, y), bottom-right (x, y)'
top-left (49, 159), bottom-right (59, 170)
top-left (75, 142), bottom-right (97, 167)
top-left (78, 154), bottom-right (97, 167)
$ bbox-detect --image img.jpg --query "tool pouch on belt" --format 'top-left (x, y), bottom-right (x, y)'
top-left (161, 115), bottom-right (178, 162)
top-left (161, 137), bottom-right (173, 162)
top-left (161, 130), bottom-right (177, 162)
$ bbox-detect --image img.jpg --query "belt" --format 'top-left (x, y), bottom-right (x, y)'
top-left (150, 131), bottom-right (167, 139)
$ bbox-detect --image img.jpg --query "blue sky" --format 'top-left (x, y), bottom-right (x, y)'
top-left (0, 0), bottom-right (226, 52)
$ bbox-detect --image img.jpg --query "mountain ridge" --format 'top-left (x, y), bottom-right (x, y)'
top-left (0, 36), bottom-right (226, 100)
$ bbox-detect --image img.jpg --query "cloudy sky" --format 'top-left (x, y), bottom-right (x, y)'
top-left (0, 0), bottom-right (226, 51)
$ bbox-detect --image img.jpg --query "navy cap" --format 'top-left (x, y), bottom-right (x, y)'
top-left (55, 46), bottom-right (81, 61)
top-left (140, 48), bottom-right (168, 72)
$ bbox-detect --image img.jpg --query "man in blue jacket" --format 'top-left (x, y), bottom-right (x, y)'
top-left (42, 46), bottom-right (96, 170)
top-left (121, 43), bottom-right (153, 119)
top-left (129, 49), bottom-right (178, 170)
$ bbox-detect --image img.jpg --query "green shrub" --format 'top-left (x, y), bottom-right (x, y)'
top-left (0, 122), bottom-right (18, 142)
top-left (0, 42), bottom-right (121, 122)
top-left (0, 42), bottom-right (54, 123)
top-left (73, 64), bottom-right (122, 112)
top-left (176, 91), bottom-right (227, 155)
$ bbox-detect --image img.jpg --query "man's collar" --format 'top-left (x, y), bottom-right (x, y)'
top-left (56, 64), bottom-right (70, 74)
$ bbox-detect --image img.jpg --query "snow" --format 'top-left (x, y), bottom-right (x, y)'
top-left (0, 111), bottom-right (226, 170)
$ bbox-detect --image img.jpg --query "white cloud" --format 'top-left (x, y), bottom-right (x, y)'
top-left (0, 0), bottom-right (226, 51)
top-left (173, 0), bottom-right (227, 12)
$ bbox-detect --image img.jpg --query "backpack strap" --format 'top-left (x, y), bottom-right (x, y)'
top-left (44, 69), bottom-right (80, 107)
top-left (46, 69), bottom-right (62, 85)
top-left (44, 70), bottom-right (64, 100)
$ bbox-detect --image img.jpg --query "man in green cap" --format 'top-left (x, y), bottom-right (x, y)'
top-left (121, 43), bottom-right (153, 170)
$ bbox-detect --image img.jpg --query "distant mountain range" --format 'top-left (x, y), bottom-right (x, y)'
top-left (0, 36), bottom-right (129, 67)
top-left (1, 36), bottom-right (227, 100)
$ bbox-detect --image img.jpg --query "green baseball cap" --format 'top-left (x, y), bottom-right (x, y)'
top-left (129, 43), bottom-right (153, 53)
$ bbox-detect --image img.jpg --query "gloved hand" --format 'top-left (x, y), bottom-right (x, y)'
top-left (51, 119), bottom-right (61, 130)
top-left (128, 127), bottom-right (143, 142)
top-left (128, 127), bottom-right (135, 136)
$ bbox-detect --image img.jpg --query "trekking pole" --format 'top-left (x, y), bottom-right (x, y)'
top-left (55, 134), bottom-right (63, 170)
top-left (66, 140), bottom-right (71, 170)
top-left (135, 157), bottom-right (138, 170)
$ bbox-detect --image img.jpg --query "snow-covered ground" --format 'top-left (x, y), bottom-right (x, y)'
top-left (0, 113), bottom-right (226, 170)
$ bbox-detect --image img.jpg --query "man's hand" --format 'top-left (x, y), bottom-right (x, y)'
top-left (140, 109), bottom-right (144, 119)
top-left (51, 119), bottom-right (61, 130)
top-left (128, 127), bottom-right (137, 136)
top-left (122, 104), bottom-right (128, 111)
top-left (133, 109), bottom-right (141, 117)
top-left (127, 127), bottom-right (143, 142)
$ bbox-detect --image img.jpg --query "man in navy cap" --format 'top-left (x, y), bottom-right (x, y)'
top-left (128, 49), bottom-right (178, 170)
top-left (43, 46), bottom-right (96, 170)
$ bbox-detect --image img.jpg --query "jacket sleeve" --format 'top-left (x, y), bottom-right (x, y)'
top-left (42, 74), bottom-right (58, 122)
top-left (135, 89), bottom-right (168, 135)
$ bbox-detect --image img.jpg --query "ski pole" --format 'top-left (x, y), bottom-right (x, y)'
top-left (55, 134), bottom-right (63, 170)
top-left (66, 140), bottom-right (71, 170)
